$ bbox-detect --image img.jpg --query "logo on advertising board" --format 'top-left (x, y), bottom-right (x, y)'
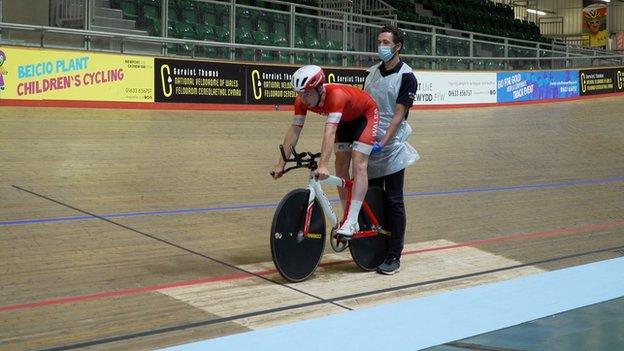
top-left (0, 49), bottom-right (7, 92)
top-left (245, 65), bottom-right (368, 105)
top-left (326, 69), bottom-right (367, 89)
top-left (154, 58), bottom-right (245, 103)
top-left (615, 68), bottom-right (624, 92)
top-left (579, 68), bottom-right (615, 95)
top-left (247, 65), bottom-right (298, 105)
top-left (496, 71), bottom-right (579, 102)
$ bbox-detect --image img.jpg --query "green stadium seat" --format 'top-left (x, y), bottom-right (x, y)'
top-left (254, 17), bottom-right (274, 62)
top-left (175, 21), bottom-right (195, 39)
top-left (305, 36), bottom-right (323, 63)
top-left (237, 0), bottom-right (253, 19)
top-left (196, 1), bottom-right (215, 18)
top-left (141, 2), bottom-right (159, 22)
top-left (236, 18), bottom-right (254, 43)
top-left (195, 23), bottom-right (216, 40)
top-left (136, 0), bottom-right (160, 35)
top-left (200, 12), bottom-right (217, 27)
top-left (294, 23), bottom-right (307, 40)
top-left (237, 47), bottom-right (255, 61)
top-left (257, 16), bottom-right (270, 34)
top-left (344, 46), bottom-right (356, 66)
top-left (165, 22), bottom-right (186, 56)
top-left (267, 2), bottom-right (289, 11)
top-left (214, 2), bottom-right (230, 23)
top-left (273, 21), bottom-right (289, 47)
top-left (436, 38), bottom-right (450, 56)
top-left (119, 0), bottom-right (139, 20)
top-left (180, 4), bottom-right (197, 24)
top-left (235, 21), bottom-right (255, 62)
top-left (295, 36), bottom-right (305, 48)
top-left (177, 20), bottom-right (195, 55)
top-left (418, 38), bottom-right (431, 55)
top-left (325, 40), bottom-right (341, 67)
top-left (148, 20), bottom-right (161, 36)
top-left (305, 36), bottom-right (321, 49)
top-left (259, 50), bottom-right (273, 62)
top-left (293, 36), bottom-right (308, 64)
top-left (167, 1), bottom-right (179, 22)
top-left (214, 26), bottom-right (229, 42)
top-left (295, 52), bottom-right (309, 65)
top-left (194, 24), bottom-right (218, 59)
top-left (274, 51), bottom-right (291, 63)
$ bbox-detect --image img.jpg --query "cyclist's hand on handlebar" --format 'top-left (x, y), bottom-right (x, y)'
top-left (271, 164), bottom-right (285, 179)
top-left (315, 166), bottom-right (330, 180)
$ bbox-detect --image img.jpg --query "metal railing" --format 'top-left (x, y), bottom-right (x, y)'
top-left (50, 0), bottom-right (84, 28)
top-left (360, 0), bottom-right (396, 19)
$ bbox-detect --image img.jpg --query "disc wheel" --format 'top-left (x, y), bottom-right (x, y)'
top-left (349, 186), bottom-right (389, 271)
top-left (270, 188), bottom-right (326, 282)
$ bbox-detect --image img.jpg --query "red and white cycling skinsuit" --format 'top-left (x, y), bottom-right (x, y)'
top-left (293, 83), bottom-right (380, 154)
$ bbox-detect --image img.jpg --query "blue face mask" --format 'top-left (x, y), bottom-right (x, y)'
top-left (378, 45), bottom-right (396, 62)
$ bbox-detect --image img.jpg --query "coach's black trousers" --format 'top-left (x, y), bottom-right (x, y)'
top-left (369, 169), bottom-right (406, 260)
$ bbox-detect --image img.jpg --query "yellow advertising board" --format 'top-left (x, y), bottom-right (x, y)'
top-left (0, 46), bottom-right (154, 102)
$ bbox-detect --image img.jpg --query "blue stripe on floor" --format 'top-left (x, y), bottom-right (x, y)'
top-left (3, 175), bottom-right (624, 227)
top-left (157, 257), bottom-right (624, 351)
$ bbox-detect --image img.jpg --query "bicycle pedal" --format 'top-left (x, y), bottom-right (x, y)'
top-left (336, 233), bottom-right (354, 241)
top-left (330, 237), bottom-right (348, 252)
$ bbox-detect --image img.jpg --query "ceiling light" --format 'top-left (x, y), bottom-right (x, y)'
top-left (527, 8), bottom-right (547, 15)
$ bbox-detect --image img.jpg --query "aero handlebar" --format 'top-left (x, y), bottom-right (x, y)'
top-left (270, 145), bottom-right (321, 176)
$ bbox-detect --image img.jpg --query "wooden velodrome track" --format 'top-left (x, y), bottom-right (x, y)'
top-left (1, 95), bottom-right (624, 350)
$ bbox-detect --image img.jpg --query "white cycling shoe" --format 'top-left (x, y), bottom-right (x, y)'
top-left (335, 220), bottom-right (359, 238)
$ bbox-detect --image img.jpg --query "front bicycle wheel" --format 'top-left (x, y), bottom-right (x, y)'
top-left (349, 186), bottom-right (389, 271)
top-left (270, 188), bottom-right (326, 282)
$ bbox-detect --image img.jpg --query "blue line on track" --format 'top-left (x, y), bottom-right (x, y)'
top-left (403, 176), bottom-right (624, 197)
top-left (3, 176), bottom-right (623, 227)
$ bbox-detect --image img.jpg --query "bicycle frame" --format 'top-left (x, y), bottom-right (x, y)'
top-left (302, 169), bottom-right (382, 240)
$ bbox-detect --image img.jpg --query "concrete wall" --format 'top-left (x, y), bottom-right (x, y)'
top-left (3, 0), bottom-right (50, 25)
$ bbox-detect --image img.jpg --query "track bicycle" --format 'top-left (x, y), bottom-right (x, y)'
top-left (270, 145), bottom-right (391, 282)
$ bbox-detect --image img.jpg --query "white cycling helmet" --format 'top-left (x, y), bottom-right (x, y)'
top-left (291, 65), bottom-right (325, 93)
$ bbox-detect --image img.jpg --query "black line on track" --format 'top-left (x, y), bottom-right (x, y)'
top-left (445, 341), bottom-right (527, 351)
top-left (36, 243), bottom-right (624, 351)
top-left (12, 185), bottom-right (352, 310)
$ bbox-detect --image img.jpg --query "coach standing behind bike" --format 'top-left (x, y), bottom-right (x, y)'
top-left (365, 25), bottom-right (420, 275)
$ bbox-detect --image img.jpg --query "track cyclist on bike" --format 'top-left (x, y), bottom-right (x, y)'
top-left (271, 65), bottom-right (380, 237)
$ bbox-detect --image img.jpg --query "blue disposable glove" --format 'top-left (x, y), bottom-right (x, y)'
top-left (371, 142), bottom-right (383, 155)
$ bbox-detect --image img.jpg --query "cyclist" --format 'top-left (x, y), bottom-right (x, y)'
top-left (271, 65), bottom-right (380, 237)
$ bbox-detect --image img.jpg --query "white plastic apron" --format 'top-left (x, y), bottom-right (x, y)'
top-left (364, 62), bottom-right (420, 179)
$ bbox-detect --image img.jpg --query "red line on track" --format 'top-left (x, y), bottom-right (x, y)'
top-left (1, 219), bottom-right (623, 312)
top-left (0, 99), bottom-right (295, 111)
top-left (412, 92), bottom-right (624, 110)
